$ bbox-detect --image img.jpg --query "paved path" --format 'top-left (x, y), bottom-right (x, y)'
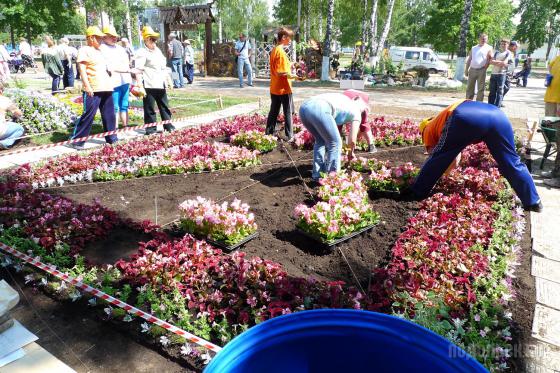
top-left (525, 129), bottom-right (560, 373)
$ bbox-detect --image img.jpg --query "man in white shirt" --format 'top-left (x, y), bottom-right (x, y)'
top-left (182, 40), bottom-right (195, 84)
top-left (488, 39), bottom-right (514, 107)
top-left (58, 38), bottom-right (75, 88)
top-left (234, 33), bottom-right (253, 88)
top-left (465, 33), bottom-right (493, 101)
top-left (18, 38), bottom-right (32, 58)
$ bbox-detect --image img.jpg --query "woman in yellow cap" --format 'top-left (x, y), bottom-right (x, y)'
top-left (412, 100), bottom-right (541, 212)
top-left (101, 25), bottom-right (132, 129)
top-left (134, 26), bottom-right (175, 135)
top-left (70, 26), bottom-right (117, 150)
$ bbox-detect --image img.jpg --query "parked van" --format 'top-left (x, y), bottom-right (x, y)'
top-left (389, 46), bottom-right (449, 75)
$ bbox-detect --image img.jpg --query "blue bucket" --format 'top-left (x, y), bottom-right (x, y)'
top-left (205, 309), bottom-right (489, 373)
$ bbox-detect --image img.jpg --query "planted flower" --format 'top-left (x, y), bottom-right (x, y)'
top-left (366, 162), bottom-right (419, 193)
top-left (179, 197), bottom-right (258, 246)
top-left (230, 130), bottom-right (277, 153)
top-left (295, 172), bottom-right (380, 243)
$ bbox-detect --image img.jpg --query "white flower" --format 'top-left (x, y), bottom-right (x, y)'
top-left (70, 291), bottom-right (82, 302)
top-left (104, 306), bottom-right (113, 316)
top-left (180, 344), bottom-right (193, 356)
top-left (159, 335), bottom-right (169, 347)
top-left (123, 314), bottom-right (133, 322)
top-left (88, 298), bottom-right (97, 306)
top-left (201, 352), bottom-right (212, 365)
top-left (57, 281), bottom-right (68, 292)
top-left (24, 274), bottom-right (34, 284)
top-left (40, 277), bottom-right (48, 286)
top-left (140, 322), bottom-right (150, 333)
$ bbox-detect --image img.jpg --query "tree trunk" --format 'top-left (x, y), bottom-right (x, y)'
top-left (321, 0), bottom-right (335, 81)
top-left (125, 0), bottom-right (132, 42)
top-left (361, 0), bottom-right (369, 44)
top-left (368, 0), bottom-right (379, 63)
top-left (10, 24), bottom-right (15, 51)
top-left (218, 17), bottom-right (223, 43)
top-left (454, 0), bottom-right (474, 80)
top-left (374, 0), bottom-right (395, 57)
top-left (545, 16), bottom-right (556, 61)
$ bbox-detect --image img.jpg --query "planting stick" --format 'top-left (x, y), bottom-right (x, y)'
top-left (0, 242), bottom-right (223, 353)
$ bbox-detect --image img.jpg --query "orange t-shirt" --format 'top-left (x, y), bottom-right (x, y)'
top-left (422, 100), bottom-right (467, 148)
top-left (270, 45), bottom-right (292, 95)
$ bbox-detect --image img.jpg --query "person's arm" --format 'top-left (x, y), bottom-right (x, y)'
top-left (346, 119), bottom-right (361, 160)
top-left (444, 153), bottom-right (461, 175)
top-left (465, 50), bottom-right (472, 75)
top-left (55, 55), bottom-right (63, 73)
top-left (6, 101), bottom-right (22, 119)
top-left (234, 41), bottom-right (240, 56)
top-left (79, 62), bottom-right (94, 97)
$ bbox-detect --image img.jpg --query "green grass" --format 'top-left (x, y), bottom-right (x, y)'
top-left (28, 92), bottom-right (256, 146)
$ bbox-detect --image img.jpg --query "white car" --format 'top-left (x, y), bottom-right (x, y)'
top-left (389, 46), bottom-right (449, 75)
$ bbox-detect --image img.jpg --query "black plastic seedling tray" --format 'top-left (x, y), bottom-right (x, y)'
top-left (297, 223), bottom-right (377, 248)
top-left (206, 232), bottom-right (259, 252)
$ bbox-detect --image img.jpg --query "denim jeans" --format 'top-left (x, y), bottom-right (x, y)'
top-left (62, 59), bottom-right (75, 88)
top-left (237, 58), bottom-right (253, 87)
top-left (0, 122), bottom-right (24, 149)
top-left (171, 58), bottom-right (184, 88)
top-left (49, 73), bottom-right (61, 93)
top-left (299, 99), bottom-right (341, 180)
top-left (488, 74), bottom-right (506, 107)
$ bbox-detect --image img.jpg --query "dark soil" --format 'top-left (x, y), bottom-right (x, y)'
top-left (48, 146), bottom-right (426, 286)
top-left (509, 214), bottom-right (536, 373)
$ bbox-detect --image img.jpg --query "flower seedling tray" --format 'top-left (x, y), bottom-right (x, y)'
top-left (297, 224), bottom-right (377, 248)
top-left (206, 232), bottom-right (259, 252)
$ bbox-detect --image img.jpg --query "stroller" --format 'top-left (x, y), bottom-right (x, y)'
top-left (21, 54), bottom-right (37, 69)
top-left (8, 53), bottom-right (25, 74)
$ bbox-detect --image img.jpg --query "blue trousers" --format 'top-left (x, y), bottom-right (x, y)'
top-left (72, 91), bottom-right (118, 146)
top-left (0, 122), bottom-right (24, 149)
top-left (62, 60), bottom-right (74, 88)
top-left (299, 99), bottom-right (342, 180)
top-left (412, 101), bottom-right (540, 207)
top-left (49, 73), bottom-right (61, 93)
top-left (488, 74), bottom-right (506, 107)
top-left (183, 62), bottom-right (194, 83)
top-left (237, 58), bottom-right (253, 87)
top-left (171, 58), bottom-right (184, 88)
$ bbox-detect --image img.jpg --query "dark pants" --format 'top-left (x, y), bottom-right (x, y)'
top-left (183, 62), bottom-right (194, 83)
top-left (412, 101), bottom-right (540, 207)
top-left (62, 59), bottom-right (74, 88)
top-left (72, 91), bottom-right (118, 146)
top-left (265, 93), bottom-right (293, 138)
top-left (171, 58), bottom-right (184, 88)
top-left (143, 88), bottom-right (173, 134)
top-left (488, 74), bottom-right (506, 107)
top-left (522, 69), bottom-right (530, 87)
top-left (503, 77), bottom-right (511, 97)
top-left (49, 73), bottom-right (61, 93)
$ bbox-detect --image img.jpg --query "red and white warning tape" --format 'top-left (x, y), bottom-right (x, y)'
top-left (0, 242), bottom-right (222, 353)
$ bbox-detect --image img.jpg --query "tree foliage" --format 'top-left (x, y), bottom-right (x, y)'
top-left (515, 0), bottom-right (560, 56)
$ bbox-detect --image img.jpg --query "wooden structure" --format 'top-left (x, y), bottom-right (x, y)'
top-left (158, 4), bottom-right (215, 75)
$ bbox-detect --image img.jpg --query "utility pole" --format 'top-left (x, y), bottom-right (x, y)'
top-left (297, 0), bottom-right (301, 41)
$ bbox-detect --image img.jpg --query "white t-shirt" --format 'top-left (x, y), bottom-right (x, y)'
top-left (235, 39), bottom-right (251, 60)
top-left (100, 43), bottom-right (132, 87)
top-left (470, 44), bottom-right (493, 69)
top-left (19, 41), bottom-right (32, 56)
top-left (135, 46), bottom-right (168, 89)
top-left (491, 50), bottom-right (514, 74)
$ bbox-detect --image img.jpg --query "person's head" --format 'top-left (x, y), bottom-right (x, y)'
top-left (239, 33), bottom-right (246, 41)
top-left (508, 40), bottom-right (518, 53)
top-left (478, 33), bottom-right (488, 45)
top-left (276, 27), bottom-right (294, 46)
top-left (500, 39), bottom-right (509, 51)
top-left (142, 26), bottom-right (160, 50)
top-left (102, 25), bottom-right (119, 45)
top-left (183, 39), bottom-right (191, 47)
top-left (59, 37), bottom-right (69, 45)
top-left (44, 35), bottom-right (55, 48)
top-left (85, 26), bottom-right (104, 48)
top-left (343, 89), bottom-right (370, 124)
top-left (168, 33), bottom-right (177, 41)
top-left (120, 37), bottom-right (129, 46)
top-left (19, 37), bottom-right (27, 43)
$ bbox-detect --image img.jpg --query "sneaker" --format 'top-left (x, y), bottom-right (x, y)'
top-left (66, 142), bottom-right (85, 151)
top-left (248, 83), bottom-right (254, 87)
top-left (541, 169), bottom-right (559, 179)
top-left (544, 178), bottom-right (560, 189)
top-left (164, 124), bottom-right (176, 132)
top-left (368, 144), bottom-right (378, 153)
top-left (523, 201), bottom-right (544, 212)
top-left (144, 127), bottom-right (157, 136)
top-left (240, 85), bottom-right (244, 88)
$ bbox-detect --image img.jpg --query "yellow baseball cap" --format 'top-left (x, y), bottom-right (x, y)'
top-left (102, 25), bottom-right (119, 37)
top-left (141, 26), bottom-right (160, 40)
top-left (419, 117), bottom-right (432, 134)
top-left (86, 26), bottom-right (104, 37)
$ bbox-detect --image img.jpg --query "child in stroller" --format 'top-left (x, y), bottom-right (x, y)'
top-left (512, 58), bottom-right (531, 87)
top-left (8, 53), bottom-right (25, 74)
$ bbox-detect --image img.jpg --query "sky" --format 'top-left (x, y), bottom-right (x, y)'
top-left (267, 0), bottom-right (277, 21)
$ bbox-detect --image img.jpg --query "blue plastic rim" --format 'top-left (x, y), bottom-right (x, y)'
top-left (205, 309), bottom-right (489, 373)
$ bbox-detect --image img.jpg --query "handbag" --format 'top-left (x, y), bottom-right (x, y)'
top-left (235, 39), bottom-right (248, 63)
top-left (545, 74), bottom-right (554, 87)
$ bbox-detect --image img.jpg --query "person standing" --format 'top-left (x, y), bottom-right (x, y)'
top-left (119, 38), bottom-right (134, 62)
top-left (488, 39), bottom-right (514, 107)
top-left (18, 37), bottom-right (34, 69)
top-left (41, 36), bottom-right (64, 94)
top-left (0, 43), bottom-right (10, 82)
top-left (541, 54), bottom-right (560, 184)
top-left (70, 26), bottom-right (118, 150)
top-left (167, 33), bottom-right (184, 89)
top-left (0, 82), bottom-right (24, 149)
top-left (298, 90), bottom-right (370, 181)
top-left (57, 38), bottom-right (75, 89)
top-left (182, 40), bottom-right (195, 84)
top-left (135, 26), bottom-right (175, 135)
top-left (521, 58), bottom-right (532, 88)
top-left (412, 100), bottom-right (542, 212)
top-left (101, 25), bottom-right (132, 129)
top-left (235, 33), bottom-right (253, 88)
top-left (465, 33), bottom-right (493, 102)
top-left (265, 27), bottom-right (295, 140)
top-left (502, 41), bottom-right (518, 99)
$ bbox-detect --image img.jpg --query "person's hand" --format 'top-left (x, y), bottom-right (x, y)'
top-left (84, 85), bottom-right (94, 97)
top-left (12, 109), bottom-right (23, 119)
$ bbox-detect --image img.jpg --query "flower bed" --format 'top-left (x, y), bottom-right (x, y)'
top-left (294, 172), bottom-right (380, 243)
top-left (230, 130), bottom-right (277, 153)
top-left (11, 114), bottom-right (267, 187)
top-left (179, 197), bottom-right (257, 246)
top-left (5, 89), bottom-right (76, 134)
top-left (365, 162), bottom-right (419, 193)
